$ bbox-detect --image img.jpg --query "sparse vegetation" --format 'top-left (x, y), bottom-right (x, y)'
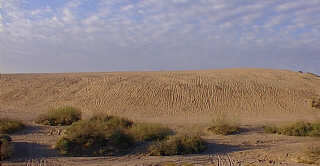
top-left (0, 118), bottom-right (25, 134)
top-left (264, 121), bottom-right (320, 137)
top-left (296, 145), bottom-right (320, 165)
top-left (0, 134), bottom-right (13, 161)
top-left (55, 114), bottom-right (134, 156)
top-left (312, 98), bottom-right (320, 109)
top-left (148, 135), bottom-right (207, 156)
top-left (130, 123), bottom-right (172, 142)
top-left (55, 114), bottom-right (176, 156)
top-left (207, 113), bottom-right (240, 135)
top-left (36, 106), bottom-right (81, 126)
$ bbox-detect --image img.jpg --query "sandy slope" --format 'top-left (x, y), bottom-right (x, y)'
top-left (1, 68), bottom-right (319, 124)
top-left (1, 68), bottom-right (320, 166)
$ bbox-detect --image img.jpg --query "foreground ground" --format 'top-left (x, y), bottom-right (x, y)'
top-left (1, 68), bottom-right (320, 165)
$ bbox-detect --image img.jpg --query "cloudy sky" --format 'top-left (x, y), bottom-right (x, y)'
top-left (0, 0), bottom-right (319, 74)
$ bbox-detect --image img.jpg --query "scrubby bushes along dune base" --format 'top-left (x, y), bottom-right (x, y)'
top-left (264, 121), bottom-right (320, 137)
top-left (36, 106), bottom-right (81, 126)
top-left (0, 118), bottom-right (25, 134)
top-left (207, 113), bottom-right (240, 135)
top-left (148, 135), bottom-right (207, 156)
top-left (55, 114), bottom-right (173, 156)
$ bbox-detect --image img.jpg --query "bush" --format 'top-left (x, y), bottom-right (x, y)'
top-left (208, 114), bottom-right (240, 135)
top-left (148, 135), bottom-right (207, 156)
top-left (263, 125), bottom-right (278, 134)
top-left (264, 121), bottom-right (320, 137)
top-left (296, 146), bottom-right (320, 165)
top-left (55, 114), bottom-right (134, 156)
top-left (0, 135), bottom-right (13, 161)
top-left (0, 118), bottom-right (25, 134)
top-left (130, 123), bottom-right (172, 142)
top-left (36, 106), bottom-right (81, 126)
top-left (89, 114), bottom-right (133, 129)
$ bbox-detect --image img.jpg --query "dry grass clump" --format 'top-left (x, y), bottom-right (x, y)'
top-left (148, 135), bottom-right (207, 156)
top-left (264, 121), bottom-right (320, 137)
top-left (0, 118), bottom-right (25, 134)
top-left (0, 135), bottom-right (13, 161)
top-left (296, 145), bottom-right (320, 165)
top-left (130, 123), bottom-right (172, 142)
top-left (36, 106), bottom-right (81, 126)
top-left (207, 113), bottom-right (240, 135)
top-left (55, 114), bottom-right (134, 156)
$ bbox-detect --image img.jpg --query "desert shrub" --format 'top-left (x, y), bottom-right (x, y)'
top-left (312, 98), bottom-right (320, 109)
top-left (55, 114), bottom-right (134, 156)
top-left (130, 123), bottom-right (172, 142)
top-left (89, 114), bottom-right (133, 129)
top-left (0, 135), bottom-right (13, 161)
top-left (296, 145), bottom-right (320, 165)
top-left (208, 113), bottom-right (240, 135)
top-left (36, 106), bottom-right (81, 126)
top-left (263, 125), bottom-right (278, 134)
top-left (264, 121), bottom-right (320, 137)
top-left (148, 135), bottom-right (207, 156)
top-left (0, 118), bottom-right (25, 134)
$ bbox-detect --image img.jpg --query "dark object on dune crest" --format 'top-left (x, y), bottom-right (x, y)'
top-left (312, 98), bottom-right (320, 109)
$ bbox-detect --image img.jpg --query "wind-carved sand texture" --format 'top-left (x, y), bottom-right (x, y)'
top-left (1, 68), bottom-right (320, 165)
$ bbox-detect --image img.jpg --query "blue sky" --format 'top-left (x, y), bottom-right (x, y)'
top-left (0, 0), bottom-right (319, 74)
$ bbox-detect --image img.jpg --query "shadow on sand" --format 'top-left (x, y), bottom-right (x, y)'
top-left (13, 125), bottom-right (44, 136)
top-left (8, 142), bottom-right (59, 163)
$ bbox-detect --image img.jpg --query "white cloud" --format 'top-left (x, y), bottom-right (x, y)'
top-left (0, 0), bottom-right (319, 74)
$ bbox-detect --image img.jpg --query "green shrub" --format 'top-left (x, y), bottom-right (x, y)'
top-left (208, 114), bottom-right (240, 135)
top-left (89, 114), bottom-right (133, 129)
top-left (0, 118), bottom-right (25, 134)
top-left (0, 135), bottom-right (13, 161)
top-left (263, 125), bottom-right (278, 134)
top-left (36, 106), bottom-right (81, 126)
top-left (148, 135), bottom-right (207, 156)
top-left (130, 123), bottom-right (172, 142)
top-left (55, 114), bottom-right (134, 156)
top-left (264, 121), bottom-right (320, 137)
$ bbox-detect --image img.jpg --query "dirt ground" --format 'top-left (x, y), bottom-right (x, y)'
top-left (1, 68), bottom-right (320, 166)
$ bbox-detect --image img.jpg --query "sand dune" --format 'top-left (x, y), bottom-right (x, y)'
top-left (1, 68), bottom-right (319, 124)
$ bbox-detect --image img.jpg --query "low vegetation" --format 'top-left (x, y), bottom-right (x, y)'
top-left (36, 106), bottom-right (81, 126)
top-left (0, 118), bottom-right (25, 134)
top-left (264, 121), bottom-right (320, 137)
top-left (55, 114), bottom-right (134, 156)
top-left (296, 145), bottom-right (320, 165)
top-left (148, 135), bottom-right (207, 156)
top-left (0, 135), bottom-right (13, 161)
top-left (55, 114), bottom-right (173, 156)
top-left (130, 123), bottom-right (172, 142)
top-left (207, 113), bottom-right (240, 135)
